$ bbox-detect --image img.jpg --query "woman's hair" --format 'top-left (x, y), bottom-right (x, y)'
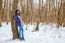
top-left (15, 9), bottom-right (20, 15)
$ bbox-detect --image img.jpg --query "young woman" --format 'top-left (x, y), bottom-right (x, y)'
top-left (13, 9), bottom-right (25, 40)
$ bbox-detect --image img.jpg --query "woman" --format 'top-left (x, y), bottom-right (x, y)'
top-left (13, 9), bottom-right (25, 40)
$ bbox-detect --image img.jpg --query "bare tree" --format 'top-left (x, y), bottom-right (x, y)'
top-left (11, 0), bottom-right (19, 39)
top-left (0, 0), bottom-right (2, 26)
top-left (34, 0), bottom-right (42, 31)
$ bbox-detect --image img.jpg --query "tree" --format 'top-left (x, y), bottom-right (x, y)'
top-left (35, 0), bottom-right (41, 31)
top-left (11, 0), bottom-right (19, 39)
top-left (56, 0), bottom-right (62, 28)
top-left (6, 0), bottom-right (10, 24)
top-left (63, 0), bottom-right (65, 27)
top-left (0, 0), bottom-right (2, 26)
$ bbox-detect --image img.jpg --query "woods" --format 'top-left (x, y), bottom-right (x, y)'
top-left (0, 0), bottom-right (65, 38)
top-left (1, 0), bottom-right (65, 43)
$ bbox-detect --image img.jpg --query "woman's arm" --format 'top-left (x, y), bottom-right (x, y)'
top-left (18, 15), bottom-right (24, 26)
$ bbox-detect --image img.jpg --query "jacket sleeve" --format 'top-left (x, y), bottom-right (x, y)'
top-left (13, 15), bottom-right (20, 21)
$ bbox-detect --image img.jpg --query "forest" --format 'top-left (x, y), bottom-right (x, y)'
top-left (0, 0), bottom-right (65, 28)
top-left (0, 0), bottom-right (65, 43)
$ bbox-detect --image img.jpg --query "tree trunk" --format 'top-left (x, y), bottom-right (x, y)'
top-left (6, 0), bottom-right (10, 24)
top-left (57, 0), bottom-right (62, 28)
top-left (36, 22), bottom-right (39, 31)
top-left (0, 0), bottom-right (2, 26)
top-left (34, 0), bottom-right (41, 31)
top-left (63, 2), bottom-right (65, 27)
top-left (11, 0), bottom-right (19, 39)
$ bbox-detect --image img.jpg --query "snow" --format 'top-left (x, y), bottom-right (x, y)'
top-left (0, 22), bottom-right (65, 43)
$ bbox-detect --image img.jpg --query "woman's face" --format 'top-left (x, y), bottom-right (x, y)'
top-left (17, 11), bottom-right (20, 14)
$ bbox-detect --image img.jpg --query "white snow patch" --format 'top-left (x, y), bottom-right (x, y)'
top-left (0, 22), bottom-right (65, 43)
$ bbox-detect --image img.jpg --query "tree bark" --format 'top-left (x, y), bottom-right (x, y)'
top-left (35, 0), bottom-right (41, 31)
top-left (0, 0), bottom-right (2, 26)
top-left (11, 0), bottom-right (19, 39)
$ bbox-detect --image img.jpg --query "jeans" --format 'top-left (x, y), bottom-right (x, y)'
top-left (17, 25), bottom-right (24, 39)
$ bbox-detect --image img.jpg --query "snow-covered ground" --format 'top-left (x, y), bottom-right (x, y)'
top-left (0, 22), bottom-right (65, 43)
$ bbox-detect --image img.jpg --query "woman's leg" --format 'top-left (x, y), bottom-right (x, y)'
top-left (18, 25), bottom-right (25, 40)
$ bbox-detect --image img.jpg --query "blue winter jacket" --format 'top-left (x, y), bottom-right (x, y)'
top-left (13, 15), bottom-right (21, 26)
